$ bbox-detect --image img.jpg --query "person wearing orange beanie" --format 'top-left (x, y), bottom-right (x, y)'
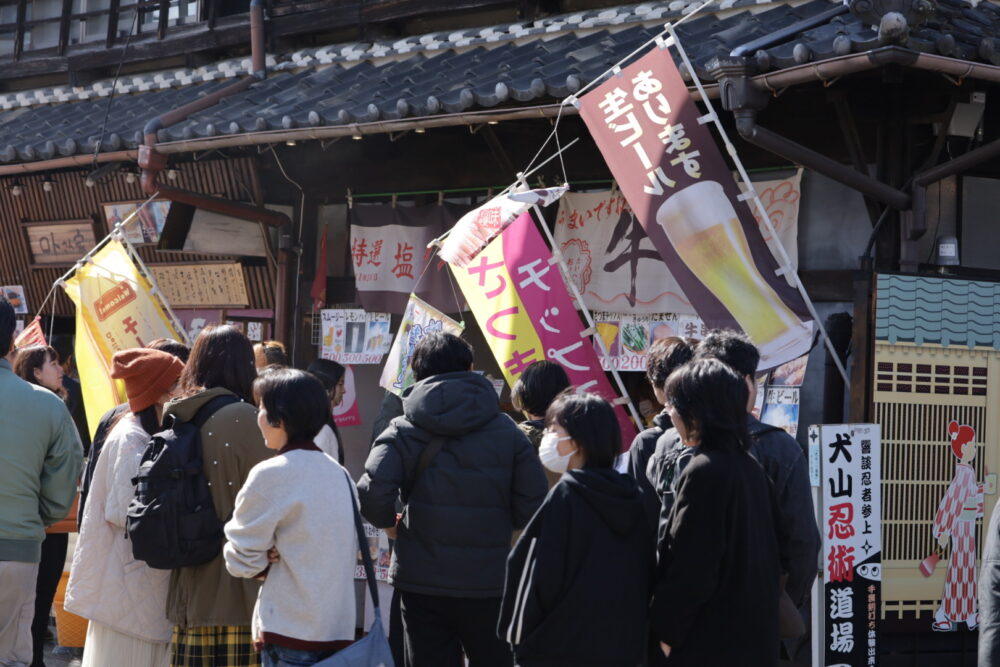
top-left (66, 348), bottom-right (185, 667)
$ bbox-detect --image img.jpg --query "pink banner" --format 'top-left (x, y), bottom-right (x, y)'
top-left (502, 213), bottom-right (636, 449)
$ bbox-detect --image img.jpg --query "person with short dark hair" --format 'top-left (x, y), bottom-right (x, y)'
top-left (692, 330), bottom-right (819, 609)
top-left (165, 325), bottom-right (272, 667)
top-left (358, 332), bottom-right (547, 667)
top-left (498, 392), bottom-right (652, 666)
top-left (147, 338), bottom-right (191, 364)
top-left (305, 358), bottom-right (346, 464)
top-left (224, 369), bottom-right (358, 667)
top-left (626, 338), bottom-right (695, 527)
top-left (0, 296), bottom-right (82, 667)
top-left (650, 359), bottom-right (786, 667)
top-left (511, 361), bottom-right (570, 488)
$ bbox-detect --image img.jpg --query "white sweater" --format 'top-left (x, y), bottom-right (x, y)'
top-left (65, 415), bottom-right (172, 643)
top-left (223, 447), bottom-right (358, 644)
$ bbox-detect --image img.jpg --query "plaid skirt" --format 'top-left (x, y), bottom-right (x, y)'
top-left (170, 625), bottom-right (260, 667)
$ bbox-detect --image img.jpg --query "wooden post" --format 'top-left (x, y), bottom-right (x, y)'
top-left (849, 268), bottom-right (874, 423)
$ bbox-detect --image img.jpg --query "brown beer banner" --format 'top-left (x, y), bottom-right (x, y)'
top-left (577, 44), bottom-right (813, 369)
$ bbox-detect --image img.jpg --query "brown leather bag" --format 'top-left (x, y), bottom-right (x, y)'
top-left (45, 493), bottom-right (79, 534)
top-left (779, 574), bottom-right (806, 639)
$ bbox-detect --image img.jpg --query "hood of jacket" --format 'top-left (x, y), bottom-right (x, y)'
top-left (563, 468), bottom-right (643, 536)
top-left (403, 371), bottom-right (501, 436)
top-left (164, 387), bottom-right (237, 423)
top-left (652, 410), bottom-right (671, 432)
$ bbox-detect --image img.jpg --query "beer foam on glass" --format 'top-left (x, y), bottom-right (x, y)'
top-left (655, 181), bottom-right (811, 366)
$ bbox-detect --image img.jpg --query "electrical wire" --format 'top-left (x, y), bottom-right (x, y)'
top-left (92, 8), bottom-right (139, 169)
top-left (269, 147), bottom-right (306, 365)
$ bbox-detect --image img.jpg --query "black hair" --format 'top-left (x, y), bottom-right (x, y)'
top-left (694, 330), bottom-right (760, 378)
top-left (0, 295), bottom-right (14, 357)
top-left (181, 325), bottom-right (257, 402)
top-left (253, 367), bottom-right (330, 444)
top-left (665, 358), bottom-right (751, 452)
top-left (511, 361), bottom-right (570, 418)
top-left (645, 337), bottom-right (696, 392)
top-left (305, 358), bottom-right (346, 464)
top-left (410, 332), bottom-right (473, 382)
top-left (49, 334), bottom-right (74, 366)
top-left (148, 338), bottom-right (191, 364)
top-left (306, 358), bottom-right (345, 395)
top-left (545, 391), bottom-right (620, 469)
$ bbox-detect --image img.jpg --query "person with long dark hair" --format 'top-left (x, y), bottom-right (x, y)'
top-left (650, 358), bottom-right (786, 666)
top-left (14, 345), bottom-right (73, 667)
top-left (498, 391), bottom-right (652, 666)
top-left (164, 325), bottom-right (272, 667)
top-left (66, 349), bottom-right (185, 666)
top-left (305, 358), bottom-right (346, 465)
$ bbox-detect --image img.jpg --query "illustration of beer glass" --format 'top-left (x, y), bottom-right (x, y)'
top-left (655, 181), bottom-right (811, 366)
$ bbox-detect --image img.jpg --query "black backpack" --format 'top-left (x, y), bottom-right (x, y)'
top-left (127, 394), bottom-right (239, 570)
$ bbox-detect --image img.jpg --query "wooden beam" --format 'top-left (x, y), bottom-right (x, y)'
top-left (157, 0), bottom-right (169, 40)
top-left (58, 0), bottom-right (74, 56)
top-left (14, 0), bottom-right (26, 60)
top-left (848, 270), bottom-right (874, 423)
top-left (106, 0), bottom-right (120, 48)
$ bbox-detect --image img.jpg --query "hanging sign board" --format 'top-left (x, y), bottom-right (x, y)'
top-left (811, 423), bottom-right (882, 667)
top-left (149, 262), bottom-right (249, 308)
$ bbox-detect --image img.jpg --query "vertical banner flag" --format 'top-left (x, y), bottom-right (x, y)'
top-left (332, 365), bottom-right (362, 427)
top-left (578, 46), bottom-right (813, 369)
top-left (62, 239), bottom-right (184, 436)
top-left (811, 423), bottom-right (882, 667)
top-left (450, 213), bottom-right (637, 448)
top-left (350, 203), bottom-right (464, 313)
top-left (380, 295), bottom-right (464, 396)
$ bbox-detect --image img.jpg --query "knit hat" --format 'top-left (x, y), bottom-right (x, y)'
top-left (110, 348), bottom-right (185, 413)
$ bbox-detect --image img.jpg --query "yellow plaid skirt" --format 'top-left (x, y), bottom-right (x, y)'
top-left (170, 625), bottom-right (260, 667)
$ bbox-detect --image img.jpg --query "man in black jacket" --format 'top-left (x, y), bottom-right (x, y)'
top-left (358, 333), bottom-right (548, 667)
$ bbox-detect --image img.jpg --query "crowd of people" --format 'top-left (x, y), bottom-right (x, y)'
top-left (0, 287), bottom-right (825, 667)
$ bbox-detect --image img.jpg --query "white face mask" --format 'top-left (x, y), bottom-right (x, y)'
top-left (539, 431), bottom-right (575, 474)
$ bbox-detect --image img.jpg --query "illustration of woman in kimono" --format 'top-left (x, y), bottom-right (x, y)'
top-left (932, 420), bottom-right (984, 631)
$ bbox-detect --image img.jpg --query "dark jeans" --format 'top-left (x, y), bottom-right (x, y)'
top-left (262, 644), bottom-right (336, 667)
top-left (400, 591), bottom-right (512, 667)
top-left (31, 533), bottom-right (68, 667)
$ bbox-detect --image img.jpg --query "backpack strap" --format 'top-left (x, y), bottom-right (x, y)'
top-left (401, 435), bottom-right (447, 505)
top-left (190, 394), bottom-right (241, 429)
top-left (343, 469), bottom-right (380, 611)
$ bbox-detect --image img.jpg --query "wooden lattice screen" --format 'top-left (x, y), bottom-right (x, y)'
top-left (874, 341), bottom-right (998, 621)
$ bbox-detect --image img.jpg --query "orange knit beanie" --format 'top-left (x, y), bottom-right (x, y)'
top-left (110, 348), bottom-right (185, 413)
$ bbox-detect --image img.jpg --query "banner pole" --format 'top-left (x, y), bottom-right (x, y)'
top-left (118, 233), bottom-right (190, 345)
top-left (516, 173), bottom-right (645, 433)
top-left (666, 25), bottom-right (849, 384)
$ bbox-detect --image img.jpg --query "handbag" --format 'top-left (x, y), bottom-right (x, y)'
top-left (315, 472), bottom-right (395, 667)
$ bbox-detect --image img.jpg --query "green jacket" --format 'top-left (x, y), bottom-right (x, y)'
top-left (0, 358), bottom-right (83, 562)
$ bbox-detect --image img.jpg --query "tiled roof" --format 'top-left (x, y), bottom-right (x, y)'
top-left (875, 274), bottom-right (1000, 349)
top-left (1, 0), bottom-right (999, 163)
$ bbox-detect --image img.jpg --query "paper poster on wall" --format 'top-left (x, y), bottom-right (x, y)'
top-left (103, 200), bottom-right (171, 245)
top-left (593, 312), bottom-right (707, 371)
top-left (761, 387), bottom-right (800, 437)
top-left (355, 521), bottom-right (391, 582)
top-left (174, 310), bottom-right (224, 343)
top-left (380, 295), bottom-right (464, 396)
top-left (1, 285), bottom-right (28, 314)
top-left (333, 365), bottom-right (361, 427)
top-left (321, 310), bottom-right (392, 365)
top-left (769, 354), bottom-right (808, 387)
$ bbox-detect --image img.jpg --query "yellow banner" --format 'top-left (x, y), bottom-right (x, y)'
top-left (449, 236), bottom-right (545, 389)
top-left (62, 240), bottom-right (183, 436)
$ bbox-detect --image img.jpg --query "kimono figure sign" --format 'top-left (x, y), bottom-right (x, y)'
top-left (932, 420), bottom-right (985, 632)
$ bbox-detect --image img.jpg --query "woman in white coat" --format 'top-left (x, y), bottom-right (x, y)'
top-left (66, 348), bottom-right (185, 667)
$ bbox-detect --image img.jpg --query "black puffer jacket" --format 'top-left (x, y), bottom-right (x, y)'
top-left (357, 371), bottom-right (548, 598)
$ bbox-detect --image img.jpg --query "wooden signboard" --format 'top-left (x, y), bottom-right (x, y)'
top-left (22, 220), bottom-right (97, 266)
top-left (150, 262), bottom-right (250, 308)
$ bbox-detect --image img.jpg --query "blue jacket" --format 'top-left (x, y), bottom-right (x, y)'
top-left (0, 358), bottom-right (82, 562)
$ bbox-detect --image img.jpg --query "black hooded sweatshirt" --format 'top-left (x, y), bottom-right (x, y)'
top-left (498, 468), bottom-right (654, 667)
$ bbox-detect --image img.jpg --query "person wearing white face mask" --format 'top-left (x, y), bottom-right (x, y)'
top-left (498, 391), bottom-right (654, 667)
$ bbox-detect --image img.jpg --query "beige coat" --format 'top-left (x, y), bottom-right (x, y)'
top-left (164, 388), bottom-right (273, 629)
